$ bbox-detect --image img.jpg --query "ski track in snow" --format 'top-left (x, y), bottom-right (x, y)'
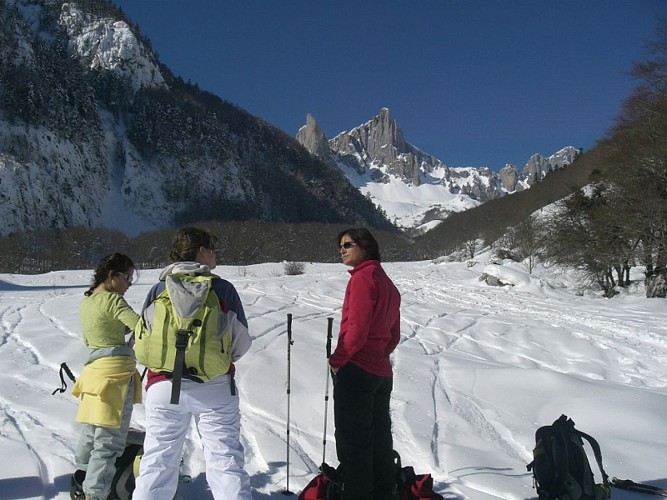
top-left (407, 272), bottom-right (667, 389)
top-left (1, 263), bottom-right (667, 499)
top-left (0, 402), bottom-right (51, 494)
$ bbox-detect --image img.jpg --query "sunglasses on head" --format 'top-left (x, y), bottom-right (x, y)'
top-left (339, 242), bottom-right (357, 250)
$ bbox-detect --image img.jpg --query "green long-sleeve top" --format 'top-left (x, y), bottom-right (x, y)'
top-left (80, 291), bottom-right (140, 349)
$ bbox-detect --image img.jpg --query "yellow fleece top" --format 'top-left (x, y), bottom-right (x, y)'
top-left (80, 291), bottom-right (139, 349)
top-left (72, 356), bottom-right (142, 428)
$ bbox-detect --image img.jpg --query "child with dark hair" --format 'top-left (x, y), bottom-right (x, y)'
top-left (71, 253), bottom-right (142, 500)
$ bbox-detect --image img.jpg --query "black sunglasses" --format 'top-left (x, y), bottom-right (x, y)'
top-left (339, 242), bottom-right (357, 250)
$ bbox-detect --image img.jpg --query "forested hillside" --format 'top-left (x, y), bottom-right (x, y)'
top-left (0, 0), bottom-right (393, 236)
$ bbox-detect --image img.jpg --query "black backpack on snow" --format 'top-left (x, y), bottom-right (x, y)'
top-left (527, 415), bottom-right (611, 500)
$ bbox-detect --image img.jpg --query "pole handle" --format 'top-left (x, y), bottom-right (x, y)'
top-left (326, 317), bottom-right (333, 359)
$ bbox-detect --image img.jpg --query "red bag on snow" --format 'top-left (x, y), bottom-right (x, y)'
top-left (400, 472), bottom-right (443, 500)
top-left (395, 452), bottom-right (444, 500)
top-left (298, 463), bottom-right (340, 500)
top-left (298, 454), bottom-right (443, 500)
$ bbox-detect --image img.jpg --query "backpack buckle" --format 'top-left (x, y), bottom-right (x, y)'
top-left (175, 329), bottom-right (191, 349)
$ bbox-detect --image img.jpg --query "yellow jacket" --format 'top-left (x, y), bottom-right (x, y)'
top-left (72, 356), bottom-right (142, 428)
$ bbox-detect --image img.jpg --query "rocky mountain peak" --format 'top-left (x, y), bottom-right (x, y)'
top-left (325, 107), bottom-right (432, 186)
top-left (296, 108), bottom-right (581, 232)
top-left (59, 3), bottom-right (166, 91)
top-left (362, 107), bottom-right (407, 158)
top-left (522, 146), bottom-right (581, 184)
top-left (343, 107), bottom-right (410, 168)
top-left (295, 113), bottom-right (336, 167)
top-left (499, 164), bottom-right (521, 192)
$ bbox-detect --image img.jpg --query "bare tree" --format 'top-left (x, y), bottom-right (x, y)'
top-left (544, 187), bottom-right (635, 297)
top-left (513, 215), bottom-right (545, 274)
top-left (600, 18), bottom-right (667, 296)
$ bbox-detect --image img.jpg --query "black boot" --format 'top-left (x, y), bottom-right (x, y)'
top-left (70, 469), bottom-right (86, 500)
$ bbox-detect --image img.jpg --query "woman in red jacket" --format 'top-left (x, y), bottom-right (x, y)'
top-left (330, 227), bottom-right (401, 500)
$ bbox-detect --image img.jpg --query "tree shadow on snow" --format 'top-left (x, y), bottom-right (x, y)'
top-left (0, 279), bottom-right (85, 292)
top-left (178, 463), bottom-right (467, 499)
top-left (250, 460), bottom-right (308, 498)
top-left (179, 467), bottom-right (303, 499)
top-left (431, 479), bottom-right (465, 500)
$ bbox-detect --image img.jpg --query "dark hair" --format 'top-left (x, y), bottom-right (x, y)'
top-left (169, 227), bottom-right (218, 263)
top-left (85, 253), bottom-right (135, 296)
top-left (336, 227), bottom-right (381, 262)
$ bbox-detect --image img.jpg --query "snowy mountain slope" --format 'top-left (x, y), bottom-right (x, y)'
top-left (0, 0), bottom-right (391, 237)
top-left (59, 2), bottom-right (166, 91)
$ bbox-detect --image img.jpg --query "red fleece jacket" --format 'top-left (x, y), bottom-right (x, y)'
top-left (329, 260), bottom-right (401, 377)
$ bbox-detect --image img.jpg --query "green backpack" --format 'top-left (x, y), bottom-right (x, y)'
top-left (135, 273), bottom-right (232, 403)
top-left (527, 415), bottom-right (611, 500)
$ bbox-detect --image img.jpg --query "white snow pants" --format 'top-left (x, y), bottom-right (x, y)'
top-left (133, 375), bottom-right (252, 500)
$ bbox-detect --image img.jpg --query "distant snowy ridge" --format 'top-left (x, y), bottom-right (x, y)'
top-left (297, 108), bottom-right (581, 232)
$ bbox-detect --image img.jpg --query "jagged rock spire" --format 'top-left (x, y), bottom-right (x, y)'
top-left (296, 114), bottom-right (338, 168)
top-left (296, 114), bottom-right (325, 155)
top-left (358, 107), bottom-right (407, 162)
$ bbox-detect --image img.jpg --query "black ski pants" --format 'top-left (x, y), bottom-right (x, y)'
top-left (333, 362), bottom-right (394, 500)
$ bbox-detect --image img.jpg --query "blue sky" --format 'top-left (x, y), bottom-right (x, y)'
top-left (113, 0), bottom-right (664, 171)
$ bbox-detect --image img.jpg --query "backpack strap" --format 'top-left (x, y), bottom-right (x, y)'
top-left (576, 429), bottom-right (611, 493)
top-left (170, 329), bottom-right (191, 404)
top-left (229, 363), bottom-right (237, 396)
top-left (52, 362), bottom-right (77, 395)
top-left (551, 417), bottom-right (572, 500)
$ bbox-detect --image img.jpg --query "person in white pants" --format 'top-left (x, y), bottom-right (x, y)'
top-left (135, 376), bottom-right (251, 499)
top-left (133, 227), bottom-right (253, 500)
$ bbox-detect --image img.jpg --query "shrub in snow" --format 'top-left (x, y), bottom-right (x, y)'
top-left (283, 261), bottom-right (305, 276)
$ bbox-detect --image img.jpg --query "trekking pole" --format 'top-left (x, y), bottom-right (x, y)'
top-left (322, 317), bottom-right (334, 466)
top-left (612, 477), bottom-right (667, 497)
top-left (282, 313), bottom-right (295, 496)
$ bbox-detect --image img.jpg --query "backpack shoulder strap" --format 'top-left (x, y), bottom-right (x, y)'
top-left (575, 428), bottom-right (611, 490)
top-left (551, 418), bottom-right (572, 499)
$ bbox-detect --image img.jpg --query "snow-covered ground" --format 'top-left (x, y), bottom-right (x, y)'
top-left (1, 255), bottom-right (666, 499)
